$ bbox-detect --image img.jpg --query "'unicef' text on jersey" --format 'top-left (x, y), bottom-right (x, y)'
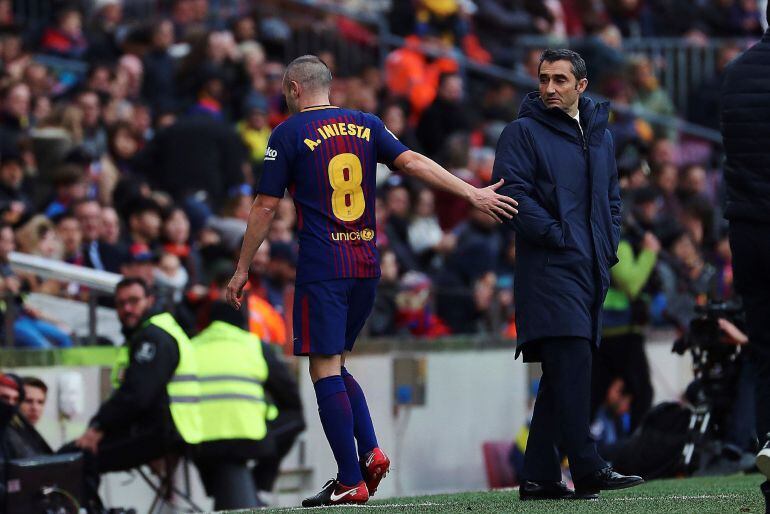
top-left (257, 107), bottom-right (408, 285)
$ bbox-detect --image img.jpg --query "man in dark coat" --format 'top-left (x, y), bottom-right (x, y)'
top-left (491, 49), bottom-right (643, 500)
top-left (720, 7), bottom-right (770, 506)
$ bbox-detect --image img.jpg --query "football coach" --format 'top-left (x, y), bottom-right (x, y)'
top-left (491, 49), bottom-right (643, 500)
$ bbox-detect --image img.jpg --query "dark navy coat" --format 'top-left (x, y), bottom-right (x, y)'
top-left (491, 92), bottom-right (622, 355)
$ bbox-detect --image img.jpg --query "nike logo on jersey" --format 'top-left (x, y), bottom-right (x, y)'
top-left (329, 487), bottom-right (358, 502)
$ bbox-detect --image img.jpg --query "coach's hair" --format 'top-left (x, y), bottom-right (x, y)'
top-left (538, 49), bottom-right (587, 81)
top-left (284, 55), bottom-right (333, 92)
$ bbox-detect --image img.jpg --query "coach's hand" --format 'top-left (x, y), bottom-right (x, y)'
top-left (470, 179), bottom-right (519, 223)
top-left (226, 270), bottom-right (249, 310)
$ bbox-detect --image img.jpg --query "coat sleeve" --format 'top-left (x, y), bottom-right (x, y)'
top-left (607, 131), bottom-right (622, 254)
top-left (91, 326), bottom-right (180, 433)
top-left (491, 122), bottom-right (565, 249)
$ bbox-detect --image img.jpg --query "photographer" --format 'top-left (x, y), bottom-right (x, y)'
top-left (675, 302), bottom-right (757, 469)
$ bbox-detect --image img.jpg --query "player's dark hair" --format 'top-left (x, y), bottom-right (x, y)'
top-left (538, 48), bottom-right (587, 81)
top-left (116, 277), bottom-right (151, 296)
top-left (21, 376), bottom-right (48, 395)
top-left (285, 54), bottom-right (333, 92)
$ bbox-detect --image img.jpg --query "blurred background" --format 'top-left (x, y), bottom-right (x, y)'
top-left (0, 0), bottom-right (766, 510)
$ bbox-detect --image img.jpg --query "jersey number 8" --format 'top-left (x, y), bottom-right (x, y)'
top-left (328, 153), bottom-right (365, 222)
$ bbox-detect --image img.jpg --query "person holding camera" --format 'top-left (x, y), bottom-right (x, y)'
top-left (720, 4), bottom-right (770, 507)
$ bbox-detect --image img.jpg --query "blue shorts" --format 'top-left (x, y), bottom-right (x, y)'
top-left (293, 278), bottom-right (379, 356)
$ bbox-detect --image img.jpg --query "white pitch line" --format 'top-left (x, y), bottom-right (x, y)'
top-left (612, 494), bottom-right (740, 501)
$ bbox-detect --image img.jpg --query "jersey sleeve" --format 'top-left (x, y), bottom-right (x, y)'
top-left (257, 127), bottom-right (293, 198)
top-left (372, 115), bottom-right (409, 165)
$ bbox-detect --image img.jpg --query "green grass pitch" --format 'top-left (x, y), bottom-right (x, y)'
top-left (229, 474), bottom-right (766, 513)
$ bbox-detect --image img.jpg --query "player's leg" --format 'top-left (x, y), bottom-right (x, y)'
top-left (343, 278), bottom-right (390, 495)
top-left (295, 280), bottom-right (368, 507)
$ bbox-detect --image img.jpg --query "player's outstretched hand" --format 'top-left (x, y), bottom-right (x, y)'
top-left (226, 270), bottom-right (249, 310)
top-left (470, 179), bottom-right (518, 223)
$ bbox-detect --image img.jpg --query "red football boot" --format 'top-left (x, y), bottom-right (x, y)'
top-left (301, 479), bottom-right (369, 507)
top-left (361, 448), bottom-right (391, 496)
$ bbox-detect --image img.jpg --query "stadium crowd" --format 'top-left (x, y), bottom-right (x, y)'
top-left (0, 0), bottom-right (762, 347)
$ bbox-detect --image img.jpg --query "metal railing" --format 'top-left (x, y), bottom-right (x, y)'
top-left (4, 253), bottom-right (122, 347)
top-left (513, 35), bottom-right (758, 117)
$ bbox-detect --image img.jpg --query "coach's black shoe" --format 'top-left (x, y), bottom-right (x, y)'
top-left (301, 478), bottom-right (369, 507)
top-left (519, 480), bottom-right (574, 500)
top-left (574, 467), bottom-right (644, 496)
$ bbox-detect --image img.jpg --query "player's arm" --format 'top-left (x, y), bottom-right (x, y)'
top-left (393, 150), bottom-right (518, 222)
top-left (226, 194), bottom-right (281, 309)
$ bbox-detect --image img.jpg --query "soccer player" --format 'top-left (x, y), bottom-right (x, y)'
top-left (226, 54), bottom-right (518, 507)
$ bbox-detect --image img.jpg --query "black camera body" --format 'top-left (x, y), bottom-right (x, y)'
top-left (674, 299), bottom-right (744, 434)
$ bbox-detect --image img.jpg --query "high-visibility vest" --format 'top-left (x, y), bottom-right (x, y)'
top-left (191, 321), bottom-right (272, 441)
top-left (110, 313), bottom-right (203, 444)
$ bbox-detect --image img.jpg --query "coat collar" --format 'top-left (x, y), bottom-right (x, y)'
top-left (518, 91), bottom-right (609, 145)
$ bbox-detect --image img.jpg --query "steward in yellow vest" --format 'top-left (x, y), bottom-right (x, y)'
top-left (191, 301), bottom-right (305, 509)
top-left (66, 278), bottom-right (201, 511)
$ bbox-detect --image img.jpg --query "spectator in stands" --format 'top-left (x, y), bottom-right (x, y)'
top-left (408, 188), bottom-right (454, 272)
top-left (0, 223), bottom-right (74, 348)
top-left (628, 56), bottom-right (676, 136)
top-left (395, 271), bottom-right (450, 337)
top-left (39, 6), bottom-right (88, 59)
top-left (101, 206), bottom-right (121, 245)
top-left (0, 81), bottom-right (30, 155)
top-left (44, 165), bottom-right (89, 219)
top-left (74, 199), bottom-right (125, 273)
top-left (0, 149), bottom-right (32, 227)
top-left (657, 229), bottom-right (717, 330)
top-left (19, 376), bottom-right (47, 426)
top-left (77, 90), bottom-right (107, 163)
top-left (475, 0), bottom-right (552, 67)
top-left (86, 0), bottom-right (125, 63)
top-left (162, 206), bottom-right (202, 287)
top-left (237, 96), bottom-right (271, 179)
top-left (142, 19), bottom-right (178, 113)
top-left (437, 207), bottom-right (503, 334)
top-left (382, 179), bottom-right (419, 272)
top-left (124, 197), bottom-right (163, 251)
top-left (97, 121), bottom-right (141, 204)
top-left (135, 103), bottom-right (247, 226)
top-left (416, 72), bottom-right (473, 158)
top-left (688, 43), bottom-right (742, 130)
top-left (55, 211), bottom-right (84, 266)
top-left (380, 101), bottom-right (422, 155)
top-left (370, 249), bottom-right (399, 337)
top-left (14, 215), bottom-right (68, 296)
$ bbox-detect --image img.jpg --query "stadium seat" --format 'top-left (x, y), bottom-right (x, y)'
top-left (481, 441), bottom-right (517, 489)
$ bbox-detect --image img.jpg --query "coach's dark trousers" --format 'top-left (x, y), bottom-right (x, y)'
top-left (729, 221), bottom-right (770, 446)
top-left (523, 337), bottom-right (607, 482)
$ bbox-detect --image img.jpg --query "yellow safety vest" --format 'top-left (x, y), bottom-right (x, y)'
top-left (190, 321), bottom-right (275, 441)
top-left (110, 313), bottom-right (203, 444)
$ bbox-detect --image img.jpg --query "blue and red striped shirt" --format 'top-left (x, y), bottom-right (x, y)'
top-left (258, 106), bottom-right (409, 284)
